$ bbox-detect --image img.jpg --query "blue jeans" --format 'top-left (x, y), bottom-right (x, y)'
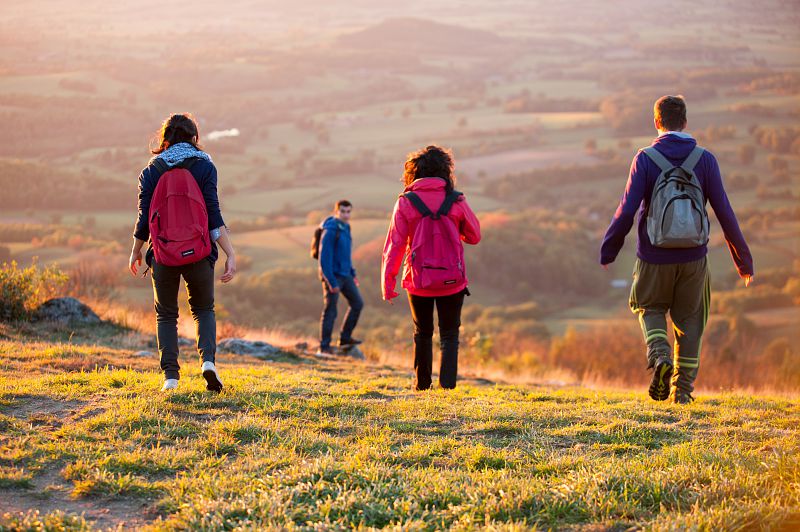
top-left (320, 275), bottom-right (363, 349)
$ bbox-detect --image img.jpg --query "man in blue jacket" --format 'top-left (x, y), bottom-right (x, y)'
top-left (318, 200), bottom-right (363, 355)
top-left (601, 95), bottom-right (753, 404)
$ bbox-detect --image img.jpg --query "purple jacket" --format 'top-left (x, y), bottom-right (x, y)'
top-left (600, 133), bottom-right (753, 277)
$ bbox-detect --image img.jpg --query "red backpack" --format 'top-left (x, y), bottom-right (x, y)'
top-left (403, 190), bottom-right (465, 290)
top-left (148, 158), bottom-right (211, 267)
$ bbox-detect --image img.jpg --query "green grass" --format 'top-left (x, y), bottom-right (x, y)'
top-left (0, 322), bottom-right (798, 530)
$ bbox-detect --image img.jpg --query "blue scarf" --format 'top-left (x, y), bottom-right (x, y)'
top-left (156, 142), bottom-right (212, 167)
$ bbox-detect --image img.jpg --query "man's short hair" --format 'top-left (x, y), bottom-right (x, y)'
top-left (654, 95), bottom-right (687, 131)
top-left (335, 199), bottom-right (352, 211)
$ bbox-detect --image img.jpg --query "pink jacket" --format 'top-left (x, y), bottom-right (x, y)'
top-left (382, 177), bottom-right (481, 300)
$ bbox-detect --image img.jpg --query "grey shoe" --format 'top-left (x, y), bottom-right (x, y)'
top-left (315, 346), bottom-right (336, 359)
top-left (161, 378), bottom-right (179, 391)
top-left (338, 337), bottom-right (363, 348)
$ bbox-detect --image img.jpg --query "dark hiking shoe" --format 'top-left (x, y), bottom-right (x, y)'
top-left (648, 357), bottom-right (673, 401)
top-left (670, 389), bottom-right (695, 405)
top-left (201, 361), bottom-right (224, 392)
top-left (338, 337), bottom-right (363, 348)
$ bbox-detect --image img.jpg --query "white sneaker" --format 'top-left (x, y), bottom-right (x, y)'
top-left (201, 361), bottom-right (223, 392)
top-left (161, 378), bottom-right (179, 391)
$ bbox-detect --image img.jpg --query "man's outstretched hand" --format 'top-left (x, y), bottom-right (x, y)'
top-left (744, 274), bottom-right (753, 287)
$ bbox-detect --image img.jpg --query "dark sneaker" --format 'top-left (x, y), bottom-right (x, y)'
top-left (201, 361), bottom-right (223, 392)
top-left (338, 337), bottom-right (363, 348)
top-left (648, 357), bottom-right (673, 401)
top-left (670, 389), bottom-right (695, 405)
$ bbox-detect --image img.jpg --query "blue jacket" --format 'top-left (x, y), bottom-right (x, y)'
top-left (319, 216), bottom-right (355, 288)
top-left (600, 133), bottom-right (753, 277)
top-left (134, 158), bottom-right (225, 264)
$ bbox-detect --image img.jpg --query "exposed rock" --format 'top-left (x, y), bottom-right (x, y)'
top-left (340, 345), bottom-right (366, 361)
top-left (294, 342), bottom-right (309, 352)
top-left (311, 345), bottom-right (366, 360)
top-left (133, 350), bottom-right (155, 357)
top-left (178, 337), bottom-right (194, 347)
top-left (217, 338), bottom-right (283, 358)
top-left (35, 297), bottom-right (101, 325)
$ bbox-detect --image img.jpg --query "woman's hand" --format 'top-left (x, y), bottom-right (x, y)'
top-left (129, 237), bottom-right (146, 276)
top-left (221, 255), bottom-right (237, 283)
top-left (129, 250), bottom-right (142, 276)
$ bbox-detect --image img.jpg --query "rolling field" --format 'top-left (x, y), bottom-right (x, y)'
top-left (0, 0), bottom-right (797, 392)
top-left (1, 2), bottom-right (798, 529)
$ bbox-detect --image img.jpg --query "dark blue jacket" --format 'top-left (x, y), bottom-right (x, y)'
top-left (134, 158), bottom-right (226, 264)
top-left (319, 216), bottom-right (355, 288)
top-left (601, 133), bottom-right (753, 277)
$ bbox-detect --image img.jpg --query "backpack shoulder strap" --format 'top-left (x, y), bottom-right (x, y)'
top-left (179, 157), bottom-right (200, 171)
top-left (642, 147), bottom-right (673, 173)
top-left (150, 157), bottom-right (169, 174)
top-left (680, 146), bottom-right (705, 173)
top-left (403, 192), bottom-right (433, 217)
top-left (437, 190), bottom-right (464, 217)
top-left (151, 157), bottom-right (200, 174)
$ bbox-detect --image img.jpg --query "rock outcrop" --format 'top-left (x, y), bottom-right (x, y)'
top-left (35, 297), bottom-right (101, 325)
top-left (217, 338), bottom-right (283, 358)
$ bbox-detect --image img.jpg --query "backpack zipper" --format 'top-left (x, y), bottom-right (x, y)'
top-left (660, 194), bottom-right (703, 232)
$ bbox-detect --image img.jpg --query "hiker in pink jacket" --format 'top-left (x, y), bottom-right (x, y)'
top-left (382, 145), bottom-right (481, 390)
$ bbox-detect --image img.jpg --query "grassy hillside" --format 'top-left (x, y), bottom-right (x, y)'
top-left (1, 319), bottom-right (798, 530)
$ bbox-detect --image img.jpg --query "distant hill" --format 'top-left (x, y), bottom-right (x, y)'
top-left (337, 17), bottom-right (505, 53)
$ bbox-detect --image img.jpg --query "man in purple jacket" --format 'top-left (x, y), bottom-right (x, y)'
top-left (600, 95), bottom-right (754, 404)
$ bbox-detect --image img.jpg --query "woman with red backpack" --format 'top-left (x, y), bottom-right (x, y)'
top-left (381, 145), bottom-right (481, 390)
top-left (128, 113), bottom-right (237, 392)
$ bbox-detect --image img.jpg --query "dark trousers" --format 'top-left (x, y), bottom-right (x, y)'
top-left (408, 290), bottom-right (465, 390)
top-left (629, 257), bottom-right (710, 394)
top-left (152, 259), bottom-right (216, 380)
top-left (320, 275), bottom-right (363, 349)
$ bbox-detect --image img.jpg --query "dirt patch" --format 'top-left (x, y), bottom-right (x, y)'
top-left (2, 396), bottom-right (88, 422)
top-left (1, 397), bottom-right (150, 529)
top-left (0, 465), bottom-right (156, 530)
top-left (1, 396), bottom-right (109, 432)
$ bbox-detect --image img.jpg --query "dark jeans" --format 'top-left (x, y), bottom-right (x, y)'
top-left (408, 290), bottom-right (466, 390)
top-left (320, 275), bottom-right (363, 349)
top-left (152, 259), bottom-right (216, 380)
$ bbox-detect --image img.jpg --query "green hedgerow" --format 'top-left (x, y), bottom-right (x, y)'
top-left (0, 260), bottom-right (67, 321)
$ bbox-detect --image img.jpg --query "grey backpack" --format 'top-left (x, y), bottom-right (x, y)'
top-left (643, 146), bottom-right (709, 248)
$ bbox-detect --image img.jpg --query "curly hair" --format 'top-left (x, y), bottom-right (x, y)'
top-left (403, 145), bottom-right (456, 192)
top-left (150, 113), bottom-right (203, 155)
